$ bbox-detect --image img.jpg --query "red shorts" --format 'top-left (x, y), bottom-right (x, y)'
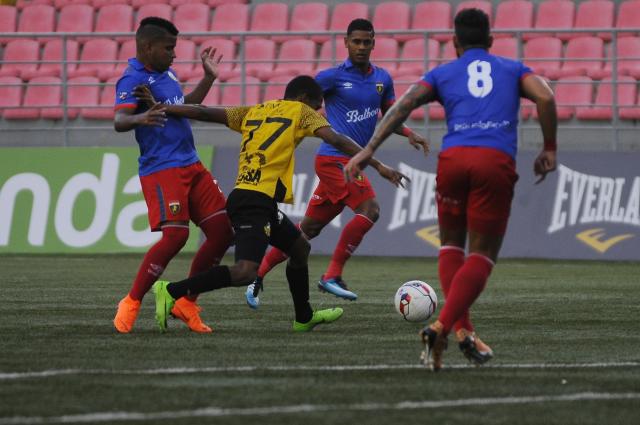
top-left (305, 155), bottom-right (376, 223)
top-left (140, 161), bottom-right (227, 231)
top-left (436, 147), bottom-right (518, 236)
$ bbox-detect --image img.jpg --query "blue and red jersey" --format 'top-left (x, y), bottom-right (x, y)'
top-left (420, 48), bottom-right (532, 159)
top-left (316, 59), bottom-right (395, 157)
top-left (115, 58), bottom-right (199, 176)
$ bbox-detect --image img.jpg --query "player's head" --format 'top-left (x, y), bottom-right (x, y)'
top-left (284, 76), bottom-right (323, 110)
top-left (344, 18), bottom-right (375, 68)
top-left (135, 17), bottom-right (179, 73)
top-left (453, 8), bottom-right (493, 54)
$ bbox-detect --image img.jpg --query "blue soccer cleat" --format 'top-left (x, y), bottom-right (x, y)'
top-left (245, 277), bottom-right (262, 310)
top-left (318, 275), bottom-right (358, 301)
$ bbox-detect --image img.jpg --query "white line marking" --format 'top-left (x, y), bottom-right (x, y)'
top-left (1, 361), bottom-right (639, 381)
top-left (0, 392), bottom-right (639, 424)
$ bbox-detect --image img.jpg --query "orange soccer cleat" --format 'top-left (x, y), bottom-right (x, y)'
top-left (171, 298), bottom-right (213, 333)
top-left (113, 295), bottom-right (141, 333)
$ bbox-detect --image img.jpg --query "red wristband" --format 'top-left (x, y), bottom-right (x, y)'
top-left (401, 127), bottom-right (412, 137)
top-left (544, 139), bottom-right (557, 151)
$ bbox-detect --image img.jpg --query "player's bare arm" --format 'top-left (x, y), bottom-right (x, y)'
top-left (521, 74), bottom-right (558, 183)
top-left (114, 104), bottom-right (167, 132)
top-left (184, 47), bottom-right (222, 104)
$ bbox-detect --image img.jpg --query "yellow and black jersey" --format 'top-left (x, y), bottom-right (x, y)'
top-left (225, 100), bottom-right (330, 203)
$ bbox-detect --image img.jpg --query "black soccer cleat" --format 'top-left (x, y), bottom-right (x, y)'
top-left (459, 336), bottom-right (494, 366)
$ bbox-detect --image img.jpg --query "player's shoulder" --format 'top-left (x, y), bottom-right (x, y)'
top-left (372, 64), bottom-right (394, 81)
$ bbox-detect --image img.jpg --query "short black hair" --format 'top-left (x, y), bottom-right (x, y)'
top-left (136, 17), bottom-right (179, 41)
top-left (454, 8), bottom-right (490, 48)
top-left (347, 18), bottom-right (374, 36)
top-left (284, 75), bottom-right (323, 101)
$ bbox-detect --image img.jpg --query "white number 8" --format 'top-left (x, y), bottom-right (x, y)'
top-left (467, 60), bottom-right (493, 98)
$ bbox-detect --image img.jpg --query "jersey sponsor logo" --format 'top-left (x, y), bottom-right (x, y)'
top-left (118, 91), bottom-right (128, 100)
top-left (376, 82), bottom-right (384, 95)
top-left (168, 201), bottom-right (181, 215)
top-left (162, 95), bottom-right (185, 106)
top-left (236, 152), bottom-right (266, 186)
top-left (345, 107), bottom-right (380, 123)
top-left (342, 82), bottom-right (353, 89)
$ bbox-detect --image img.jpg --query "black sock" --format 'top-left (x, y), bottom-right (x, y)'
top-left (286, 264), bottom-right (312, 323)
top-left (167, 265), bottom-right (232, 299)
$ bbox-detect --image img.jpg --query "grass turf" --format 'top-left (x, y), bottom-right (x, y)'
top-left (0, 254), bottom-right (639, 424)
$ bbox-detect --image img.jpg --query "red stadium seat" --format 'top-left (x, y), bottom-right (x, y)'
top-left (455, 1), bottom-right (493, 23)
top-left (494, 0), bottom-right (533, 39)
top-left (619, 89), bottom-right (640, 120)
top-left (611, 37), bottom-right (640, 78)
top-left (528, 0), bottom-right (575, 41)
top-left (92, 0), bottom-right (130, 7)
top-left (263, 75), bottom-right (290, 102)
top-left (184, 76), bottom-right (221, 106)
top-left (16, 0), bottom-right (53, 9)
top-left (394, 38), bottom-right (440, 77)
top-left (373, 1), bottom-right (411, 41)
top-left (111, 39), bottom-right (136, 79)
top-left (250, 2), bottom-right (289, 42)
top-left (329, 2), bottom-right (369, 34)
top-left (21, 39), bottom-right (80, 80)
top-left (269, 39), bottom-right (317, 79)
top-left (370, 37), bottom-right (399, 75)
top-left (3, 76), bottom-right (61, 120)
top-left (170, 0), bottom-right (207, 6)
top-left (523, 37), bottom-right (563, 76)
top-left (42, 76), bottom-right (101, 119)
top-left (0, 76), bottom-right (23, 117)
top-left (393, 75), bottom-right (426, 120)
top-left (209, 3), bottom-right (249, 41)
top-left (17, 4), bottom-right (55, 38)
top-left (539, 76), bottom-right (593, 120)
top-left (491, 37), bottom-right (519, 59)
top-left (0, 5), bottom-right (17, 42)
top-left (172, 39), bottom-right (198, 80)
top-left (317, 39), bottom-right (349, 70)
top-left (208, 0), bottom-right (248, 5)
top-left (197, 38), bottom-right (237, 81)
top-left (520, 98), bottom-right (535, 120)
top-left (220, 76), bottom-right (261, 106)
top-left (243, 39), bottom-right (276, 81)
top-left (136, 3), bottom-right (173, 27)
top-left (616, 0), bottom-right (640, 37)
top-left (546, 36), bottom-right (604, 80)
top-left (56, 4), bottom-right (94, 34)
top-left (69, 38), bottom-right (119, 80)
top-left (572, 0), bottom-right (615, 41)
top-left (429, 103), bottom-right (446, 120)
top-left (131, 0), bottom-right (165, 9)
top-left (411, 1), bottom-right (452, 42)
top-left (55, 0), bottom-right (91, 8)
top-left (576, 76), bottom-right (637, 120)
top-left (81, 77), bottom-right (117, 120)
top-left (440, 40), bottom-right (457, 65)
top-left (0, 39), bottom-right (40, 79)
top-left (94, 4), bottom-right (134, 40)
top-left (289, 2), bottom-right (329, 43)
top-left (173, 3), bottom-right (210, 43)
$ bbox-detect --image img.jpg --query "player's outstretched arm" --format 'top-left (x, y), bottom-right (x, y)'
top-left (114, 104), bottom-right (167, 132)
top-left (184, 47), bottom-right (222, 105)
top-left (521, 75), bottom-right (558, 184)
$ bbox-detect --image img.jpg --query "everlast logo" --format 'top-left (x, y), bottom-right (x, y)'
top-left (388, 162), bottom-right (438, 231)
top-left (548, 164), bottom-right (638, 252)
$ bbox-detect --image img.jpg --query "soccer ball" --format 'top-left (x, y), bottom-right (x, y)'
top-left (394, 280), bottom-right (438, 322)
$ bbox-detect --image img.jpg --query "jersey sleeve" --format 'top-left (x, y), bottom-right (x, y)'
top-left (519, 61), bottom-right (534, 79)
top-left (114, 74), bottom-right (140, 110)
top-left (299, 104), bottom-right (330, 137)
top-left (315, 68), bottom-right (335, 95)
top-left (225, 106), bottom-right (251, 132)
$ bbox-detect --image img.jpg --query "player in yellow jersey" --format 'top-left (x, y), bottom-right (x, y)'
top-left (135, 76), bottom-right (407, 331)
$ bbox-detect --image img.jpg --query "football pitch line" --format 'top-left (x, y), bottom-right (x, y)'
top-left (1, 361), bottom-right (639, 381)
top-left (0, 392), bottom-right (639, 424)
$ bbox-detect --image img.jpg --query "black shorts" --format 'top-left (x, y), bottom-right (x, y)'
top-left (226, 189), bottom-right (300, 263)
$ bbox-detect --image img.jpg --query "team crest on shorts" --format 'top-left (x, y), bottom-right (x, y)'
top-left (376, 82), bottom-right (384, 94)
top-left (169, 202), bottom-right (181, 215)
top-left (263, 222), bottom-right (271, 237)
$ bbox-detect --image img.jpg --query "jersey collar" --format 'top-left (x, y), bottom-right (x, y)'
top-left (128, 58), bottom-right (160, 74)
top-left (342, 58), bottom-right (374, 75)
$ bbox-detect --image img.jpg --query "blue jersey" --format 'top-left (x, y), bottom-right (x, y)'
top-left (316, 59), bottom-right (395, 157)
top-left (115, 58), bottom-right (199, 176)
top-left (420, 48), bottom-right (532, 159)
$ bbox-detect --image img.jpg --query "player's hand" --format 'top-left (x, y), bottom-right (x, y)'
top-left (133, 85), bottom-right (157, 108)
top-left (533, 150), bottom-right (557, 184)
top-left (407, 131), bottom-right (430, 156)
top-left (377, 164), bottom-right (410, 188)
top-left (344, 149), bottom-right (373, 182)
top-left (137, 103), bottom-right (167, 127)
top-left (201, 46), bottom-right (223, 79)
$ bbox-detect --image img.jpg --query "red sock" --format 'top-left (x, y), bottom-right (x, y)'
top-left (129, 226), bottom-right (189, 301)
top-left (257, 223), bottom-right (303, 278)
top-left (325, 214), bottom-right (374, 279)
top-left (438, 246), bottom-right (473, 332)
top-left (437, 254), bottom-right (494, 335)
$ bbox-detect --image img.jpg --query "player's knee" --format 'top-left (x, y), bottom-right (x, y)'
top-left (300, 219), bottom-right (322, 239)
top-left (160, 226), bottom-right (189, 254)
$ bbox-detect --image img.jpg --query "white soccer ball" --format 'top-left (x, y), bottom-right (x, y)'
top-left (394, 280), bottom-right (438, 322)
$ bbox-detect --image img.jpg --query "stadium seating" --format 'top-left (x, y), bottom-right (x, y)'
top-left (392, 75), bottom-right (426, 120)
top-left (220, 76), bottom-right (260, 106)
top-left (440, 40), bottom-right (457, 65)
top-left (269, 39), bottom-right (317, 79)
top-left (317, 39), bottom-right (349, 70)
top-left (56, 4), bottom-right (94, 34)
top-left (329, 2), bottom-right (369, 34)
top-left (491, 37), bottom-right (519, 59)
top-left (545, 76), bottom-right (594, 120)
top-left (0, 39), bottom-right (40, 79)
top-left (546, 36), bottom-right (604, 79)
top-left (394, 38), bottom-right (440, 77)
top-left (209, 3), bottom-right (249, 41)
top-left (523, 36), bottom-right (563, 76)
top-left (42, 76), bottom-right (101, 119)
top-left (249, 2), bottom-right (289, 42)
top-left (54, 0), bottom-right (90, 8)
top-left (619, 93), bottom-right (640, 120)
top-left (576, 76), bottom-right (637, 120)
top-left (112, 39), bottom-right (136, 79)
top-left (92, 0), bottom-right (130, 7)
top-left (0, 5), bottom-right (17, 42)
top-left (526, 0), bottom-right (575, 41)
top-left (493, 0), bottom-right (534, 38)
top-left (371, 37), bottom-right (399, 75)
top-left (17, 4), bottom-right (56, 38)
top-left (135, 3), bottom-right (173, 27)
top-left (184, 76), bottom-right (220, 106)
top-left (171, 0), bottom-right (207, 5)
top-left (81, 76), bottom-right (117, 120)
top-left (289, 2), bottom-right (329, 43)
top-left (3, 76), bottom-right (61, 120)
top-left (616, 0), bottom-right (640, 37)
top-left (68, 38), bottom-right (118, 80)
top-left (262, 75), bottom-right (290, 102)
top-left (373, 1), bottom-right (411, 41)
top-left (611, 37), bottom-right (640, 78)
top-left (131, 0), bottom-right (164, 9)
top-left (173, 3), bottom-right (210, 42)
top-left (242, 39), bottom-right (277, 81)
top-left (21, 39), bottom-right (80, 80)
top-left (94, 4), bottom-right (134, 39)
top-left (172, 39), bottom-right (198, 80)
top-left (573, 0), bottom-right (615, 41)
top-left (0, 76), bottom-right (22, 118)
top-left (197, 38), bottom-right (237, 81)
top-left (411, 1), bottom-right (452, 42)
top-left (455, 1), bottom-right (493, 23)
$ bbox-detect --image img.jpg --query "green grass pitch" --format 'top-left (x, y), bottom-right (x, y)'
top-left (1, 254), bottom-right (639, 424)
